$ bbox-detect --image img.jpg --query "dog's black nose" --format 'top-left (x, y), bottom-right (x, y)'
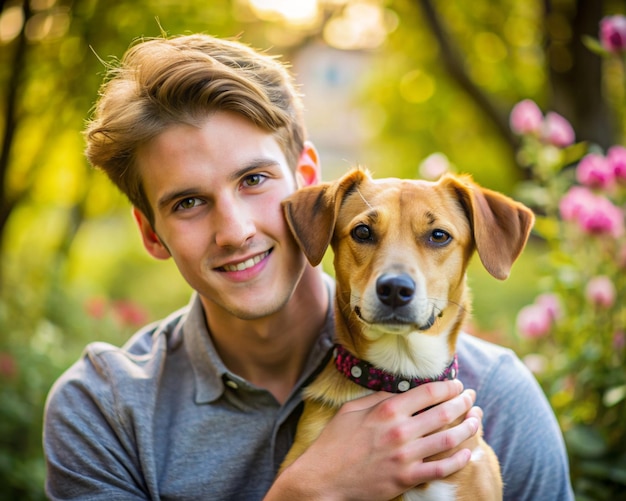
top-left (376, 273), bottom-right (415, 308)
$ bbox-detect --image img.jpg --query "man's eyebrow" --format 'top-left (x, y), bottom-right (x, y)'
top-left (228, 158), bottom-right (282, 182)
top-left (157, 188), bottom-right (202, 211)
top-left (156, 158), bottom-right (283, 210)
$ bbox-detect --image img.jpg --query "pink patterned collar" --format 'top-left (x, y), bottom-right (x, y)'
top-left (333, 344), bottom-right (458, 393)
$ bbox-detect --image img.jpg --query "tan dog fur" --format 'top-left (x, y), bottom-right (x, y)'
top-left (279, 168), bottom-right (535, 500)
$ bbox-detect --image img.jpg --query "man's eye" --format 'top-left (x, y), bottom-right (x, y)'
top-left (243, 174), bottom-right (265, 187)
top-left (176, 198), bottom-right (201, 211)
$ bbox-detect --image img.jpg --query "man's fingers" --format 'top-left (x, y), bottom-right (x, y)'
top-left (410, 447), bottom-right (473, 483)
top-left (408, 389), bottom-right (476, 438)
top-left (409, 415), bottom-right (480, 460)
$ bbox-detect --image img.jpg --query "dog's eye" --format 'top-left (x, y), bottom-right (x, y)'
top-left (429, 229), bottom-right (452, 246)
top-left (352, 224), bottom-right (373, 242)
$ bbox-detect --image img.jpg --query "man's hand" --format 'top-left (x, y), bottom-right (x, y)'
top-left (267, 379), bottom-right (479, 500)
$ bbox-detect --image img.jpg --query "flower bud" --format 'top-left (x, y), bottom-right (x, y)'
top-left (585, 276), bottom-right (616, 308)
top-left (542, 112), bottom-right (575, 147)
top-left (600, 15), bottom-right (626, 53)
top-left (516, 303), bottom-right (553, 338)
top-left (607, 145), bottom-right (626, 182)
top-left (576, 153), bottom-right (614, 189)
top-left (510, 99), bottom-right (543, 135)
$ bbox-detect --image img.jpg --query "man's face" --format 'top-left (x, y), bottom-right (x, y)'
top-left (135, 111), bottom-right (308, 320)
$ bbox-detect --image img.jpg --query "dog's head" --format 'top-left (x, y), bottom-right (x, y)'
top-left (282, 168), bottom-right (534, 365)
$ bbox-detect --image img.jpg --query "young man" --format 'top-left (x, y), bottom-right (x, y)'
top-left (43, 34), bottom-right (574, 500)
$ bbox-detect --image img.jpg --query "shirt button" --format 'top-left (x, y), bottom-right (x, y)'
top-left (397, 380), bottom-right (410, 392)
top-left (350, 366), bottom-right (362, 378)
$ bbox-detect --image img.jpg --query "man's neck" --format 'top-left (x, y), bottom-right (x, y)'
top-left (200, 266), bottom-right (329, 403)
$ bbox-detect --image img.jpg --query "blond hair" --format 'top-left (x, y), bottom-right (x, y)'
top-left (85, 34), bottom-right (306, 225)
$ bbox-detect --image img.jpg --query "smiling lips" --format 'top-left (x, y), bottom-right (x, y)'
top-left (220, 250), bottom-right (270, 272)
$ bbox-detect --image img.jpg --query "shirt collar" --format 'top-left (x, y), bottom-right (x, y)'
top-left (182, 275), bottom-right (336, 405)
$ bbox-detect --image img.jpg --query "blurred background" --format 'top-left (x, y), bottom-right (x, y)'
top-left (1, 0), bottom-right (624, 499)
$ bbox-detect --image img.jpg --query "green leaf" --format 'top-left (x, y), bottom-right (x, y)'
top-left (582, 35), bottom-right (610, 57)
top-left (565, 425), bottom-right (608, 459)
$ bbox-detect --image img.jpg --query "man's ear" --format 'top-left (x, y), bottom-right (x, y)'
top-left (132, 207), bottom-right (171, 260)
top-left (295, 141), bottom-right (321, 188)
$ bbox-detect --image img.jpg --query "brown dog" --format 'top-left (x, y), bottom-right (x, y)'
top-left (280, 168), bottom-right (534, 500)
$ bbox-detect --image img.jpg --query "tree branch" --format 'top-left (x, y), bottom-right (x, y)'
top-left (415, 0), bottom-right (518, 149)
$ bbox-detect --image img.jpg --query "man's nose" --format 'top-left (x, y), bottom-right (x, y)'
top-left (213, 198), bottom-right (256, 248)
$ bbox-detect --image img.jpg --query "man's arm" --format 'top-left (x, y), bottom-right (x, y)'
top-left (266, 380), bottom-right (481, 501)
top-left (478, 349), bottom-right (574, 501)
top-left (43, 355), bottom-right (149, 500)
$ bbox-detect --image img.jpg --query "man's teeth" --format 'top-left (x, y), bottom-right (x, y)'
top-left (223, 252), bottom-right (268, 272)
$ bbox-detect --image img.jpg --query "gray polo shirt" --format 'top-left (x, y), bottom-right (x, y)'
top-left (44, 283), bottom-right (574, 500)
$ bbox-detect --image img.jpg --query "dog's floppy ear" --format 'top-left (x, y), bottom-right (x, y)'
top-left (441, 174), bottom-right (535, 280)
top-left (282, 168), bottom-right (370, 266)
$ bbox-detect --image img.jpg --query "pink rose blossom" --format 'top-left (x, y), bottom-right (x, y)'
top-left (542, 112), bottom-right (575, 147)
top-left (600, 15), bottom-right (626, 53)
top-left (576, 153), bottom-right (614, 189)
top-left (510, 99), bottom-right (543, 136)
top-left (516, 303), bottom-right (553, 338)
top-left (535, 293), bottom-right (563, 322)
top-left (607, 145), bottom-right (626, 182)
top-left (559, 186), bottom-right (596, 221)
top-left (577, 195), bottom-right (624, 238)
top-left (560, 187), bottom-right (624, 238)
top-left (585, 276), bottom-right (616, 308)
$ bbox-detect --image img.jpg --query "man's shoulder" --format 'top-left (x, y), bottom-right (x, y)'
top-left (456, 333), bottom-right (522, 391)
top-left (48, 304), bottom-right (190, 405)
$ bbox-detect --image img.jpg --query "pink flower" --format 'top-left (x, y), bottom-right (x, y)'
top-left (113, 300), bottom-right (149, 327)
top-left (560, 187), bottom-right (624, 238)
top-left (585, 276), bottom-right (616, 308)
top-left (516, 303), bottom-right (553, 338)
top-left (559, 186), bottom-right (596, 221)
top-left (577, 195), bottom-right (624, 238)
top-left (600, 15), bottom-right (626, 53)
top-left (607, 145), bottom-right (626, 182)
top-left (542, 112), bottom-right (575, 147)
top-left (535, 293), bottom-right (563, 322)
top-left (576, 153), bottom-right (614, 189)
top-left (510, 99), bottom-right (543, 136)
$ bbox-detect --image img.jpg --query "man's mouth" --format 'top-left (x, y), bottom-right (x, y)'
top-left (219, 250), bottom-right (270, 272)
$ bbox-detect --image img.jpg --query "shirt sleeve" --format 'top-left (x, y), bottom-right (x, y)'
top-left (43, 344), bottom-right (150, 500)
top-left (476, 347), bottom-right (574, 501)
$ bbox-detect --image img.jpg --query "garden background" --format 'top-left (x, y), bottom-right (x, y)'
top-left (0, 0), bottom-right (624, 499)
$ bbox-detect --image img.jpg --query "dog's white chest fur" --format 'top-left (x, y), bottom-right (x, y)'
top-left (403, 481), bottom-right (457, 501)
top-left (364, 328), bottom-right (453, 379)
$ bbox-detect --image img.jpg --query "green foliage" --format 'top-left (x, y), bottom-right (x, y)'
top-left (0, 268), bottom-right (141, 499)
top-left (512, 112), bottom-right (626, 499)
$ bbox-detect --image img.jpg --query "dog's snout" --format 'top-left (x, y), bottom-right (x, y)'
top-left (376, 273), bottom-right (415, 308)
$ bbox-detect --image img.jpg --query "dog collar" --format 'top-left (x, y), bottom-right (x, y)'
top-left (333, 344), bottom-right (458, 393)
